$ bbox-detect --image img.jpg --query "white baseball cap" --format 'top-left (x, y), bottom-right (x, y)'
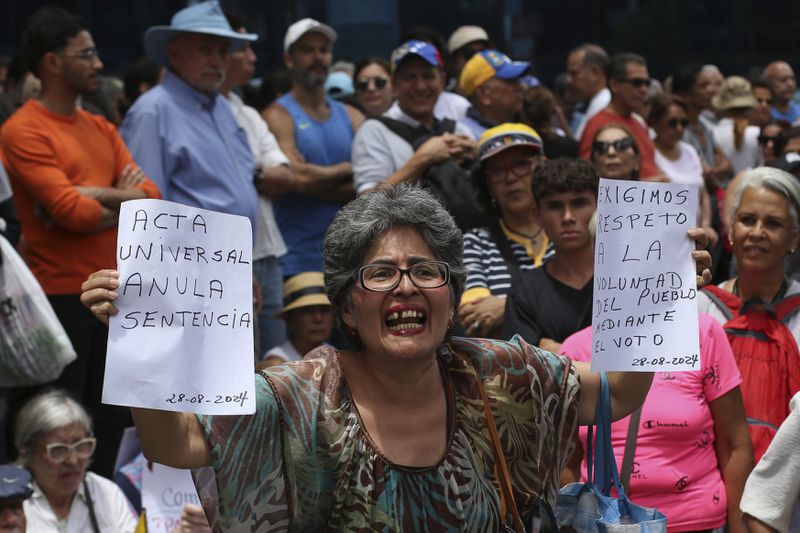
top-left (447, 25), bottom-right (489, 54)
top-left (283, 18), bottom-right (337, 52)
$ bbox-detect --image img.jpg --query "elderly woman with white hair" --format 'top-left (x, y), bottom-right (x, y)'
top-left (697, 166), bottom-right (800, 461)
top-left (15, 390), bottom-right (136, 532)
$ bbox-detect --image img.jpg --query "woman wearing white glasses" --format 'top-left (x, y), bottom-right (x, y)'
top-left (15, 390), bottom-right (136, 532)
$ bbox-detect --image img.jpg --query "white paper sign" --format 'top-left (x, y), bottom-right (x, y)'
top-left (103, 199), bottom-right (255, 414)
top-left (591, 179), bottom-right (700, 372)
top-left (142, 462), bottom-right (200, 533)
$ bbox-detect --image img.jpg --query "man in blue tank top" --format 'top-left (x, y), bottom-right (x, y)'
top-left (263, 18), bottom-right (364, 276)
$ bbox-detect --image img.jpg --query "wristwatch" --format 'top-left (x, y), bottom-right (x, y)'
top-left (252, 167), bottom-right (263, 188)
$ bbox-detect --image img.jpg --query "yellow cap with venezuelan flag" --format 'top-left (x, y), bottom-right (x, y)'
top-left (478, 123), bottom-right (543, 161)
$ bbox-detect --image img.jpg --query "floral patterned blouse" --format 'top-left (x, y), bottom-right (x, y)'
top-left (197, 335), bottom-right (580, 532)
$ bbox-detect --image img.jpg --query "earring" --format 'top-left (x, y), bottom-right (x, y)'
top-left (345, 324), bottom-right (357, 337)
top-left (491, 196), bottom-right (497, 210)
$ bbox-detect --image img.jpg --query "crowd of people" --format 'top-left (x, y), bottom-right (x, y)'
top-left (0, 0), bottom-right (799, 531)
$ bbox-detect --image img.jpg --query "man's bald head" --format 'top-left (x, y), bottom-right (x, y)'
top-left (763, 61), bottom-right (797, 108)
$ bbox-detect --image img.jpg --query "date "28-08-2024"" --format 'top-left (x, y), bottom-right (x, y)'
top-left (631, 353), bottom-right (699, 368)
top-left (165, 390), bottom-right (249, 407)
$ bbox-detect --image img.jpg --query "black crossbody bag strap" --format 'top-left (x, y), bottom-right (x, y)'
top-left (83, 477), bottom-right (101, 533)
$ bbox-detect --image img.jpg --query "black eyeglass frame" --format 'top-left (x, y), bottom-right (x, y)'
top-left (357, 261), bottom-right (450, 292)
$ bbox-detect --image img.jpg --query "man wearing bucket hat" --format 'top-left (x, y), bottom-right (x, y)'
top-left (710, 76), bottom-right (762, 174)
top-left (121, 0), bottom-right (260, 233)
top-left (263, 18), bottom-right (364, 276)
top-left (0, 464), bottom-right (32, 532)
top-left (352, 39), bottom-right (476, 195)
top-left (458, 50), bottom-right (530, 139)
top-left (261, 272), bottom-right (334, 365)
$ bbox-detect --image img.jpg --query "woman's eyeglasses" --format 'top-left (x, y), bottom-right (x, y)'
top-left (667, 118), bottom-right (690, 129)
top-left (45, 437), bottom-right (96, 463)
top-left (355, 77), bottom-right (389, 92)
top-left (484, 158), bottom-right (537, 183)
top-left (592, 137), bottom-right (636, 156)
top-left (358, 261), bottom-right (450, 292)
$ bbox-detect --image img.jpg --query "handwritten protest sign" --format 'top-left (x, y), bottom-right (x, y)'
top-left (103, 199), bottom-right (255, 414)
top-left (591, 179), bottom-right (700, 372)
top-left (142, 462), bottom-right (200, 533)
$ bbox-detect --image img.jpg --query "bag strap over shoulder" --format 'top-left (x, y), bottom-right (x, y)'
top-left (374, 116), bottom-right (429, 146)
top-left (461, 354), bottom-right (525, 533)
top-left (83, 477), bottom-right (101, 533)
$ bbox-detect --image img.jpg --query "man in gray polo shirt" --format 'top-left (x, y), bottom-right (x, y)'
top-left (351, 39), bottom-right (476, 195)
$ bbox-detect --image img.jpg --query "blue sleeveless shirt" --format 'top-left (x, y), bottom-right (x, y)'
top-left (274, 93), bottom-right (353, 275)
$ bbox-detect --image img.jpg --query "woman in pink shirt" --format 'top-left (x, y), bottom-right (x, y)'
top-left (560, 314), bottom-right (754, 533)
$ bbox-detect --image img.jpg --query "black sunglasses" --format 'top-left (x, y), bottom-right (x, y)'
top-left (758, 134), bottom-right (779, 146)
top-left (667, 118), bottom-right (689, 129)
top-left (592, 137), bottom-right (636, 156)
top-left (355, 76), bottom-right (389, 92)
top-left (621, 77), bottom-right (651, 89)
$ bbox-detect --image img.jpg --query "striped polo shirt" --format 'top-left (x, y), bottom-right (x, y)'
top-left (461, 220), bottom-right (552, 306)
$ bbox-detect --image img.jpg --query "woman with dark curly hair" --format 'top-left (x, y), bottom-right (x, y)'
top-left (459, 123), bottom-right (550, 338)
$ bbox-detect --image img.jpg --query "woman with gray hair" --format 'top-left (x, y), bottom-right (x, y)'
top-left (697, 166), bottom-right (800, 460)
top-left (15, 390), bottom-right (136, 532)
top-left (81, 184), bottom-right (712, 531)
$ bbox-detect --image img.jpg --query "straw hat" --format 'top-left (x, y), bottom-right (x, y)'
top-left (278, 272), bottom-right (330, 316)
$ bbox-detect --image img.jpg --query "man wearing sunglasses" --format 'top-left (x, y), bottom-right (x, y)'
top-left (578, 52), bottom-right (662, 180)
top-left (1, 6), bottom-right (160, 477)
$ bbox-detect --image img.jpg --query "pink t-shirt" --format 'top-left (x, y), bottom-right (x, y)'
top-left (561, 314), bottom-right (741, 532)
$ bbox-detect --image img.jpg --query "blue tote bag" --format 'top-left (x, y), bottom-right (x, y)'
top-left (554, 373), bottom-right (667, 533)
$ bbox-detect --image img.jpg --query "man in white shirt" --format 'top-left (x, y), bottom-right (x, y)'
top-left (352, 39), bottom-right (477, 194)
top-left (565, 43), bottom-right (610, 140)
top-left (221, 12), bottom-right (292, 355)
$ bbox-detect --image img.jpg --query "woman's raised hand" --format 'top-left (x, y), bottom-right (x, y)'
top-left (80, 269), bottom-right (120, 326)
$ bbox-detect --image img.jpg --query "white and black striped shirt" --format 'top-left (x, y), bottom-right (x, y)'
top-left (462, 223), bottom-right (552, 303)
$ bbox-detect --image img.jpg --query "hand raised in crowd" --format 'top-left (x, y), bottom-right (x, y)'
top-left (458, 295), bottom-right (505, 337)
top-left (689, 227), bottom-right (712, 287)
top-left (115, 164), bottom-right (146, 189)
top-left (80, 269), bottom-right (120, 326)
top-left (172, 504), bottom-right (212, 533)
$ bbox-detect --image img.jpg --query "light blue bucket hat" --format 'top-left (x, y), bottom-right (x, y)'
top-left (144, 1), bottom-right (257, 67)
